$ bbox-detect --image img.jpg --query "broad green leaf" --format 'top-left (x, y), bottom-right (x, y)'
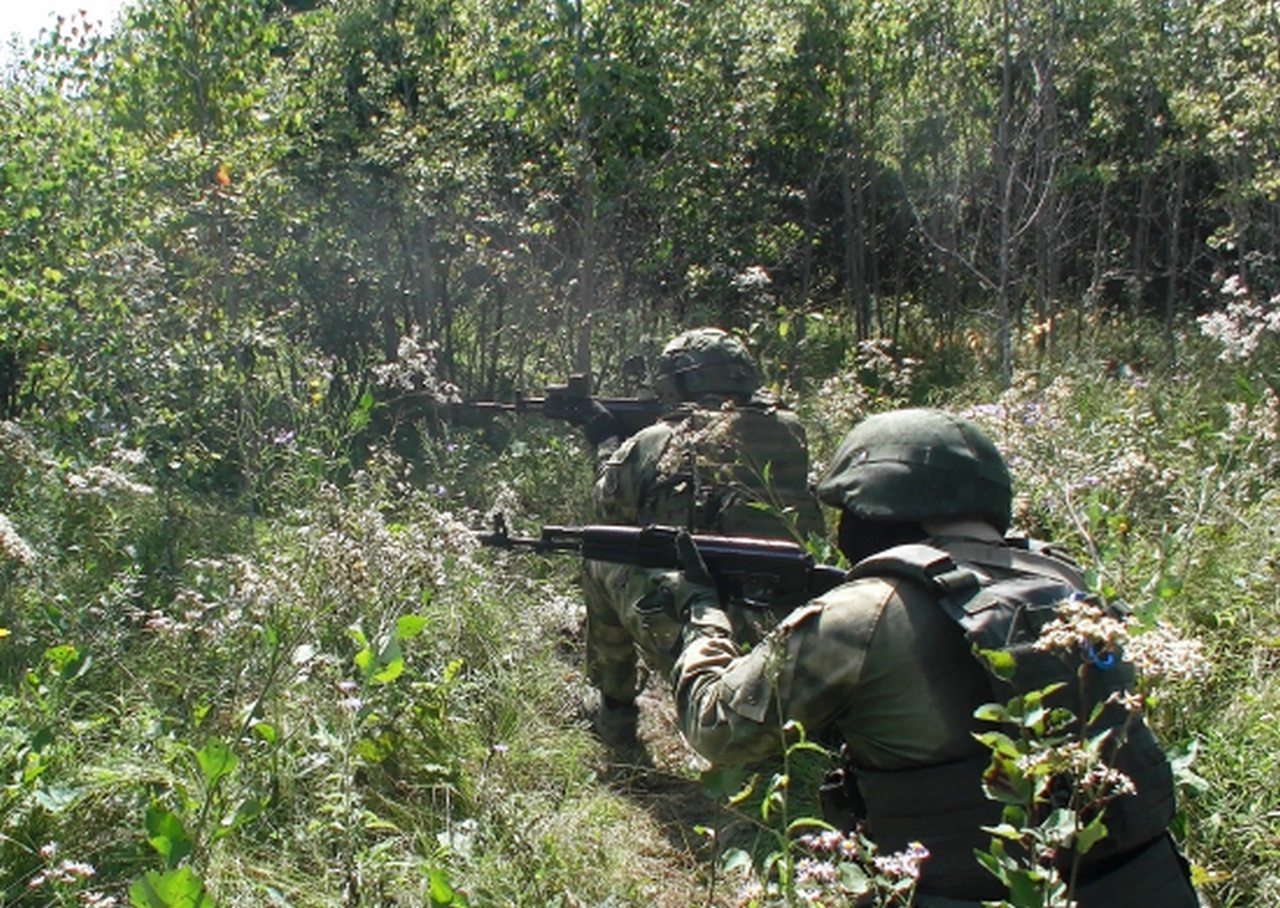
top-left (372, 658), bottom-right (404, 684)
top-left (196, 739), bottom-right (238, 788)
top-left (975, 647), bottom-right (1017, 679)
top-left (1075, 813), bottom-right (1110, 855)
top-left (974, 703), bottom-right (1010, 723)
top-left (396, 614), bottom-right (429, 640)
top-left (972, 729), bottom-right (1019, 757)
top-left (129, 867), bottom-right (216, 908)
top-left (1006, 868), bottom-right (1047, 906)
top-left (144, 803), bottom-right (193, 868)
top-left (372, 638), bottom-right (404, 684)
top-left (427, 868), bottom-right (466, 906)
top-left (837, 861), bottom-right (871, 895)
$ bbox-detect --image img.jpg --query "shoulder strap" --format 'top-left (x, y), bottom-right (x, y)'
top-left (849, 539), bottom-right (1087, 634)
top-left (848, 543), bottom-right (983, 626)
top-left (934, 537), bottom-right (1087, 590)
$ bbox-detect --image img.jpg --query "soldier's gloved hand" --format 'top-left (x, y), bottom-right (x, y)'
top-left (632, 568), bottom-right (724, 673)
top-left (673, 530), bottom-right (731, 648)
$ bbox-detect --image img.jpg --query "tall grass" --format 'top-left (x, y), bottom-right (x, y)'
top-left (2, 315), bottom-right (1278, 906)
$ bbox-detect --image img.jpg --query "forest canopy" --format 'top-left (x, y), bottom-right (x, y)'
top-left (3, 0), bottom-right (1278, 452)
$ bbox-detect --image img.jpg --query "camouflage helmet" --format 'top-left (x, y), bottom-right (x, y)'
top-left (814, 408), bottom-right (1012, 533)
top-left (652, 327), bottom-right (761, 405)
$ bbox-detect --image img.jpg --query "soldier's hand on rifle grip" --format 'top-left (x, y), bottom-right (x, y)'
top-left (673, 530), bottom-right (732, 649)
top-left (673, 530), bottom-right (714, 587)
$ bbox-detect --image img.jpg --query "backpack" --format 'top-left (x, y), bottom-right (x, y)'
top-left (640, 400), bottom-right (825, 542)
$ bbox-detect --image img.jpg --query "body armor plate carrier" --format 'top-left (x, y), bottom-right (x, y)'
top-left (845, 539), bottom-right (1178, 896)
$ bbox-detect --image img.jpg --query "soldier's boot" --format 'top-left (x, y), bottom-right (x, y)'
top-left (592, 693), bottom-right (640, 749)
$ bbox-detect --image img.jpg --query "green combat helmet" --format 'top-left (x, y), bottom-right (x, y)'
top-left (652, 327), bottom-right (761, 408)
top-left (814, 408), bottom-right (1012, 533)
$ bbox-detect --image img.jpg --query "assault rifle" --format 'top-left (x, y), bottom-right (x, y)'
top-left (464, 373), bottom-right (665, 440)
top-left (476, 514), bottom-right (849, 604)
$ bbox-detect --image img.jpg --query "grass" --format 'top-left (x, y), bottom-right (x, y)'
top-left (2, 320), bottom-right (1280, 906)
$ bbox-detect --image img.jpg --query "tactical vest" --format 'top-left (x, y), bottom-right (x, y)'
top-left (845, 539), bottom-right (1178, 894)
top-left (640, 399), bottom-right (825, 542)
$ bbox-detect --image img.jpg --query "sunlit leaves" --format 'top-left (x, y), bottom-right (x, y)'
top-left (144, 803), bottom-right (193, 869)
top-left (129, 866), bottom-right (217, 908)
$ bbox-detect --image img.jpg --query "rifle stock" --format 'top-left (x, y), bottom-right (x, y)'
top-left (477, 516), bottom-right (848, 601)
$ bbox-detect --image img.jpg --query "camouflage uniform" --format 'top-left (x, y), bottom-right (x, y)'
top-left (669, 408), bottom-right (1199, 907)
top-left (582, 328), bottom-right (824, 724)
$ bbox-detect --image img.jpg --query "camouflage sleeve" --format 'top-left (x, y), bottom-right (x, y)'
top-left (671, 581), bottom-right (892, 766)
top-left (592, 422), bottom-right (670, 523)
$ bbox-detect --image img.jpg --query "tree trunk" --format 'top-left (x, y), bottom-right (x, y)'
top-left (995, 0), bottom-right (1015, 388)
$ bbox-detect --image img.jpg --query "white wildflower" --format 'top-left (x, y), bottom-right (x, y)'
top-left (1197, 277), bottom-right (1280, 361)
top-left (0, 512), bottom-right (36, 567)
top-left (873, 841), bottom-right (929, 880)
top-left (1033, 597), bottom-right (1130, 656)
top-left (794, 857), bottom-right (838, 885)
top-left (65, 465), bottom-right (154, 498)
top-left (732, 264), bottom-right (772, 291)
top-left (1126, 621), bottom-right (1212, 683)
top-left (372, 329), bottom-right (461, 401)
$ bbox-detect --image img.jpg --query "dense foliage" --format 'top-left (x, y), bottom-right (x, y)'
top-left (2, 0), bottom-right (1278, 905)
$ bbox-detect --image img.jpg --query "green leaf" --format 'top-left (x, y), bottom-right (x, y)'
top-left (395, 614), bottom-right (429, 640)
top-left (196, 739), bottom-right (238, 788)
top-left (981, 822), bottom-right (1024, 842)
top-left (1023, 704), bottom-right (1050, 732)
top-left (973, 847), bottom-right (1003, 881)
top-left (372, 657), bottom-right (404, 684)
top-left (1074, 813), bottom-right (1110, 855)
top-left (144, 803), bottom-right (193, 868)
top-left (43, 643), bottom-right (82, 677)
top-left (785, 816), bottom-right (831, 836)
top-left (974, 702), bottom-right (1010, 723)
top-left (1041, 807), bottom-right (1080, 847)
top-left (981, 753), bottom-right (1034, 804)
top-left (372, 637), bottom-right (404, 684)
top-left (129, 867), bottom-right (216, 908)
top-left (973, 729), bottom-right (1020, 758)
top-left (348, 391), bottom-right (374, 430)
top-left (975, 647), bottom-right (1016, 680)
top-left (1006, 868), bottom-right (1047, 906)
top-left (837, 861), bottom-right (871, 895)
top-left (427, 869), bottom-right (467, 906)
top-left (212, 798), bottom-right (265, 843)
top-left (700, 764), bottom-right (752, 800)
top-left (720, 847), bottom-right (753, 874)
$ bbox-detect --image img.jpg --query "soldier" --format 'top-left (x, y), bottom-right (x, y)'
top-left (666, 407), bottom-right (1199, 906)
top-left (573, 327), bottom-right (825, 747)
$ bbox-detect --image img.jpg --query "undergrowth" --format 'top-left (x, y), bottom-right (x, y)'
top-left (2, 316), bottom-right (1278, 906)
